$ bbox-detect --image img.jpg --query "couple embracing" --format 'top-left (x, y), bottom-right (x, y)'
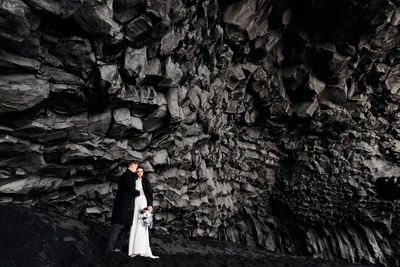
top-left (105, 161), bottom-right (158, 258)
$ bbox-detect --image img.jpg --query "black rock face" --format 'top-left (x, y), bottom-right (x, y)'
top-left (0, 0), bottom-right (399, 266)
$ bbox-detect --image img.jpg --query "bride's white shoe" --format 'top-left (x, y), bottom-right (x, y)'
top-left (143, 254), bottom-right (159, 259)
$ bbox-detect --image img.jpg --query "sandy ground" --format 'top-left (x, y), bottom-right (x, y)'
top-left (0, 204), bottom-right (377, 267)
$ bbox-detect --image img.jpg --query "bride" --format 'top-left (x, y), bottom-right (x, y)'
top-left (128, 166), bottom-right (159, 258)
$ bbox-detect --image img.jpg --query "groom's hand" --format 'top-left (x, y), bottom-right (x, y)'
top-left (148, 206), bottom-right (153, 212)
top-left (140, 189), bottom-right (144, 195)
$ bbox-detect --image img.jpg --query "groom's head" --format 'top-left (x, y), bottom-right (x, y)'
top-left (128, 161), bottom-right (138, 173)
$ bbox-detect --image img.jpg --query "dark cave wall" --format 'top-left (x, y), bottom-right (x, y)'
top-left (0, 0), bottom-right (399, 265)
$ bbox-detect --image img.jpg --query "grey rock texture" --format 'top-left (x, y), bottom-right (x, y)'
top-left (0, 0), bottom-right (399, 266)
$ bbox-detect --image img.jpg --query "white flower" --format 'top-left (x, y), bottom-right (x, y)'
top-left (138, 208), bottom-right (154, 228)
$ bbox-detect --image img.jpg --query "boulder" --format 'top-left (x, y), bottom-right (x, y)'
top-left (167, 87), bottom-right (183, 122)
top-left (73, 0), bottom-right (122, 39)
top-left (142, 105), bottom-right (168, 132)
top-left (111, 108), bottom-right (143, 137)
top-left (23, 0), bottom-right (83, 18)
top-left (151, 149), bottom-right (169, 165)
top-left (0, 0), bottom-right (40, 42)
top-left (0, 49), bottom-right (40, 71)
top-left (146, 0), bottom-right (171, 24)
top-left (88, 110), bottom-right (112, 137)
top-left (113, 0), bottom-right (144, 23)
top-left (0, 136), bottom-right (45, 173)
top-left (125, 14), bottom-right (152, 43)
top-left (0, 177), bottom-right (40, 194)
top-left (223, 0), bottom-right (256, 31)
top-left (160, 28), bottom-right (183, 55)
top-left (162, 57), bottom-right (182, 87)
top-left (98, 64), bottom-right (124, 95)
top-left (0, 32), bottom-right (45, 59)
top-left (52, 36), bottom-right (96, 70)
top-left (0, 74), bottom-right (50, 113)
top-left (124, 46), bottom-right (148, 79)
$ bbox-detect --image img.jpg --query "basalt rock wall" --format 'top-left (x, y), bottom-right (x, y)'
top-left (0, 0), bottom-right (399, 266)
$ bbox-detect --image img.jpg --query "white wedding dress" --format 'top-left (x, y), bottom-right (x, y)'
top-left (128, 178), bottom-right (159, 258)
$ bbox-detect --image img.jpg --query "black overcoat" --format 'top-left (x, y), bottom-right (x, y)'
top-left (111, 170), bottom-right (154, 225)
top-left (139, 176), bottom-right (153, 207)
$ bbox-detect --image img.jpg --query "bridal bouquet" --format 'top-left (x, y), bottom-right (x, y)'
top-left (138, 207), bottom-right (153, 228)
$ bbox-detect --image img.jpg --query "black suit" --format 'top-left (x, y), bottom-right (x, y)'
top-left (111, 170), bottom-right (140, 225)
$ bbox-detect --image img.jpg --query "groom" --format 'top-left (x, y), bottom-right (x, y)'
top-left (105, 161), bottom-right (143, 253)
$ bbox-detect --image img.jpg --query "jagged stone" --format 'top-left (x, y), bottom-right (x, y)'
top-left (167, 86), bottom-right (183, 122)
top-left (0, 32), bottom-right (44, 59)
top-left (124, 46), bottom-right (147, 79)
top-left (142, 105), bottom-right (168, 132)
top-left (162, 57), bottom-right (182, 87)
top-left (308, 74), bottom-right (326, 94)
top-left (385, 65), bottom-right (400, 94)
top-left (318, 85), bottom-right (348, 106)
top-left (39, 164), bottom-right (70, 178)
top-left (98, 64), bottom-right (124, 95)
top-left (73, 0), bottom-right (122, 39)
top-left (52, 36), bottom-right (95, 70)
top-left (0, 136), bottom-right (45, 173)
top-left (41, 66), bottom-right (84, 86)
top-left (146, 0), bottom-right (171, 24)
top-left (38, 178), bottom-right (63, 192)
top-left (113, 0), bottom-right (144, 23)
top-left (0, 74), bottom-right (50, 113)
top-left (88, 110), bottom-right (112, 137)
top-left (144, 58), bottom-right (162, 77)
top-left (0, 49), bottom-right (40, 71)
top-left (187, 86), bottom-right (201, 109)
top-left (129, 132), bottom-right (152, 150)
top-left (223, 0), bottom-right (256, 31)
top-left (74, 183), bottom-right (112, 196)
top-left (229, 64), bottom-right (246, 80)
top-left (111, 108), bottom-right (143, 137)
top-left (293, 99), bottom-right (319, 117)
top-left (12, 117), bottom-right (69, 144)
top-left (115, 84), bottom-right (167, 107)
top-left (151, 149), bottom-right (168, 165)
top-left (170, 0), bottom-right (186, 24)
top-left (23, 0), bottom-right (83, 18)
top-left (160, 28), bottom-right (183, 55)
top-left (0, 177), bottom-right (40, 194)
top-left (60, 144), bottom-right (93, 164)
top-left (125, 14), bottom-right (152, 43)
top-left (0, 0), bottom-right (40, 42)
top-left (247, 3), bottom-right (270, 40)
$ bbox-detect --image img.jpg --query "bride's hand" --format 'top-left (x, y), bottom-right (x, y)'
top-left (140, 190), bottom-right (144, 195)
top-left (148, 206), bottom-right (153, 212)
